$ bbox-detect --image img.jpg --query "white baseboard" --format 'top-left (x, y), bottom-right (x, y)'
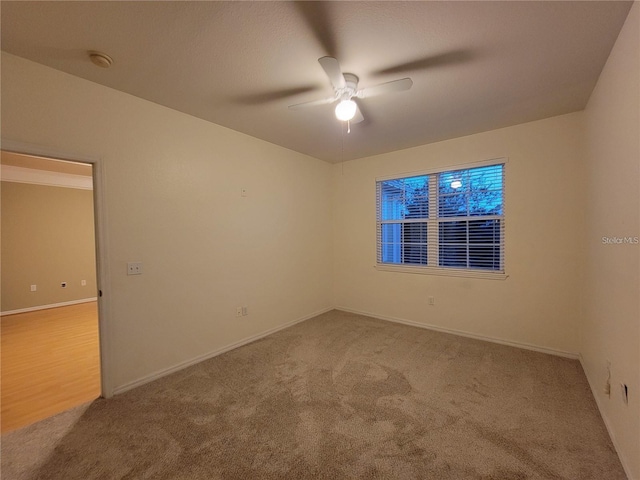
top-left (335, 306), bottom-right (579, 359)
top-left (112, 306), bottom-right (334, 395)
top-left (1, 297), bottom-right (98, 316)
top-left (579, 354), bottom-right (635, 480)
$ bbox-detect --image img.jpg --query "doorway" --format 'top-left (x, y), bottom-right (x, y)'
top-left (0, 150), bottom-right (102, 432)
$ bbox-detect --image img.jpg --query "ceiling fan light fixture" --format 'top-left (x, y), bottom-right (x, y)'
top-left (335, 99), bottom-right (357, 121)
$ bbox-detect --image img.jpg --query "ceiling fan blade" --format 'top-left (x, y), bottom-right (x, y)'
top-left (318, 56), bottom-right (346, 90)
top-left (374, 50), bottom-right (474, 75)
top-left (356, 78), bottom-right (413, 99)
top-left (234, 86), bottom-right (319, 105)
top-left (293, 2), bottom-right (339, 59)
top-left (351, 104), bottom-right (364, 124)
top-left (288, 96), bottom-right (336, 110)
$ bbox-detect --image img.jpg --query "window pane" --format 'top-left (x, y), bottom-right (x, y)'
top-left (380, 224), bottom-right (402, 263)
top-left (402, 223), bottom-right (427, 265)
top-left (379, 175), bottom-right (429, 220)
top-left (439, 219), bottom-right (501, 270)
top-left (402, 244), bottom-right (427, 265)
top-left (439, 221), bottom-right (467, 244)
top-left (379, 222), bottom-right (428, 265)
top-left (438, 165), bottom-right (503, 217)
top-left (439, 170), bottom-right (469, 195)
top-left (404, 195), bottom-right (429, 218)
top-left (380, 182), bottom-right (405, 220)
top-left (381, 243), bottom-right (402, 264)
top-left (403, 176), bottom-right (429, 219)
top-left (381, 223), bottom-right (401, 242)
top-left (438, 192), bottom-right (468, 217)
top-left (403, 223), bottom-right (427, 243)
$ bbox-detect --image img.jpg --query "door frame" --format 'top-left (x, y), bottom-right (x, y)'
top-left (1, 139), bottom-right (113, 398)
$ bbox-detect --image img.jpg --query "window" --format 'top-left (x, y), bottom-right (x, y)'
top-left (376, 162), bottom-right (505, 276)
top-left (378, 175), bottom-right (429, 265)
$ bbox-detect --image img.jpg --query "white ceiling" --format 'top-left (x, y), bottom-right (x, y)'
top-left (1, 1), bottom-right (633, 163)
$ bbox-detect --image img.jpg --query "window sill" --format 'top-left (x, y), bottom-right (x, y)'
top-left (374, 264), bottom-right (508, 280)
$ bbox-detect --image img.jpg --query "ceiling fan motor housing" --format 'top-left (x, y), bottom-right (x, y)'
top-left (341, 73), bottom-right (359, 98)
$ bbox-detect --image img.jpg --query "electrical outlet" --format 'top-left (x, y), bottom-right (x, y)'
top-left (30, 285), bottom-right (37, 292)
top-left (236, 306), bottom-right (243, 317)
top-left (242, 306), bottom-right (248, 316)
top-left (81, 280), bottom-right (87, 286)
top-left (127, 262), bottom-right (143, 275)
top-left (428, 296), bottom-right (435, 306)
top-left (61, 282), bottom-right (67, 288)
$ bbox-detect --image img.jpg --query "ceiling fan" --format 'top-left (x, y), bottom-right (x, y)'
top-left (288, 56), bottom-right (413, 124)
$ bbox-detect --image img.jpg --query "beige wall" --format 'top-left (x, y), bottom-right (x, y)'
top-left (332, 112), bottom-right (586, 356)
top-left (1, 181), bottom-right (97, 312)
top-left (582, 3), bottom-right (639, 478)
top-left (1, 52), bottom-right (333, 392)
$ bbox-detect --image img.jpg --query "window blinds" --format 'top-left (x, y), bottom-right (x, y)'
top-left (376, 164), bottom-right (504, 273)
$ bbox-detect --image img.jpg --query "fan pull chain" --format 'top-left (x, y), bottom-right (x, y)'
top-left (347, 120), bottom-right (351, 134)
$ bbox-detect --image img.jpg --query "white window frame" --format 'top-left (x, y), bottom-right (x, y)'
top-left (375, 158), bottom-right (508, 280)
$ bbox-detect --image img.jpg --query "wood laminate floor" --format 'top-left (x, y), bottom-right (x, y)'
top-left (1, 301), bottom-right (101, 433)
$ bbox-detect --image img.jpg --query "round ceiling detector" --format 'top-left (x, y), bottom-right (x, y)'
top-left (89, 51), bottom-right (113, 68)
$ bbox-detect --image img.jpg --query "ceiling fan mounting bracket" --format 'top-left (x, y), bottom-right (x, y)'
top-left (340, 73), bottom-right (359, 98)
top-left (333, 73), bottom-right (359, 101)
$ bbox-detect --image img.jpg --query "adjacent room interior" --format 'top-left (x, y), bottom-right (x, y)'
top-left (1, 152), bottom-right (101, 433)
top-left (0, 1), bottom-right (638, 479)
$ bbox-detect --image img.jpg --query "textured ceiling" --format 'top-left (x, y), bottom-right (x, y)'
top-left (1, 1), bottom-right (633, 163)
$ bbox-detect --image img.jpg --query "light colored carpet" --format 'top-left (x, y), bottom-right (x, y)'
top-left (1, 310), bottom-right (626, 479)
